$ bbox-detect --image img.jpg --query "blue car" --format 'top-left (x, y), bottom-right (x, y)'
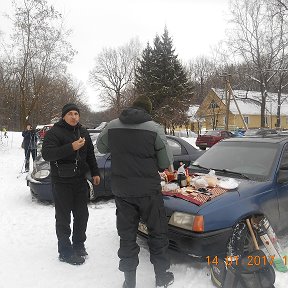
top-left (138, 136), bottom-right (288, 259)
top-left (27, 135), bottom-right (203, 202)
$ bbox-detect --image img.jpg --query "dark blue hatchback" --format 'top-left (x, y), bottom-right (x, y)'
top-left (138, 136), bottom-right (288, 259)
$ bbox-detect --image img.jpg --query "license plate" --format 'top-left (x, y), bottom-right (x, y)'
top-left (138, 222), bottom-right (148, 235)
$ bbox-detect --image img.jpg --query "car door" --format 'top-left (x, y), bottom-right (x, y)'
top-left (104, 154), bottom-right (111, 193)
top-left (95, 153), bottom-right (112, 196)
top-left (276, 144), bottom-right (288, 232)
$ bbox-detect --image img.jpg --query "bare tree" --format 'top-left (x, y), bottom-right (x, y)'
top-left (268, 1), bottom-right (288, 127)
top-left (277, 0), bottom-right (288, 10)
top-left (187, 56), bottom-right (220, 103)
top-left (228, 0), bottom-right (288, 127)
top-left (89, 38), bottom-right (141, 114)
top-left (3, 0), bottom-right (76, 129)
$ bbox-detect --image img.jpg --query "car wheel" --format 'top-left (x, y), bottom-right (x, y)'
top-left (86, 179), bottom-right (96, 201)
top-left (199, 147), bottom-right (206, 150)
top-left (242, 231), bottom-right (255, 255)
top-left (226, 220), bottom-right (255, 258)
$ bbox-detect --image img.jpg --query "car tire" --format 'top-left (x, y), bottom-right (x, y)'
top-left (199, 147), bottom-right (206, 150)
top-left (242, 230), bottom-right (255, 255)
top-left (226, 220), bottom-right (255, 258)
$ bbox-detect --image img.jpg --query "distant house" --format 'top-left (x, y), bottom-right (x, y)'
top-left (193, 88), bottom-right (288, 131)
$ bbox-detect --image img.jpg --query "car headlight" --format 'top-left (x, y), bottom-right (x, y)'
top-left (169, 212), bottom-right (204, 232)
top-left (34, 169), bottom-right (50, 180)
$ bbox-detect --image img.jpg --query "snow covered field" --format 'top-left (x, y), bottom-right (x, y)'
top-left (0, 132), bottom-right (287, 288)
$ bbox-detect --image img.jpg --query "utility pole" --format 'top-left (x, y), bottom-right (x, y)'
top-left (220, 73), bottom-right (248, 130)
top-left (227, 81), bottom-right (248, 130)
top-left (220, 73), bottom-right (231, 130)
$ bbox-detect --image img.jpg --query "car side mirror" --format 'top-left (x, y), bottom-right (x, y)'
top-left (277, 167), bottom-right (288, 184)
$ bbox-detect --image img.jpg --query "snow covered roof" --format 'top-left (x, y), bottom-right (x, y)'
top-left (213, 88), bottom-right (288, 116)
top-left (187, 105), bottom-right (200, 120)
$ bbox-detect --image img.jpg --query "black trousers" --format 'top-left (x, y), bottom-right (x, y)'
top-left (115, 193), bottom-right (170, 275)
top-left (52, 180), bottom-right (89, 256)
top-left (24, 148), bottom-right (37, 161)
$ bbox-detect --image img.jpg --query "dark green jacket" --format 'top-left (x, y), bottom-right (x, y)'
top-left (96, 107), bottom-right (173, 197)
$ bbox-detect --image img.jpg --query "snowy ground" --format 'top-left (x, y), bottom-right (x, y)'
top-left (0, 132), bottom-right (287, 288)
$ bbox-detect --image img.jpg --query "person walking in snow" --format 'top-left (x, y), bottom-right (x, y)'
top-left (22, 124), bottom-right (38, 172)
top-left (42, 103), bottom-right (101, 265)
top-left (2, 127), bottom-right (8, 138)
top-left (96, 95), bottom-right (175, 288)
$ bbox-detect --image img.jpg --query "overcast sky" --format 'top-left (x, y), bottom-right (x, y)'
top-left (1, 0), bottom-right (230, 110)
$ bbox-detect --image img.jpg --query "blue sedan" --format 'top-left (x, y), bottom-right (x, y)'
top-left (27, 135), bottom-right (203, 202)
top-left (138, 136), bottom-right (288, 259)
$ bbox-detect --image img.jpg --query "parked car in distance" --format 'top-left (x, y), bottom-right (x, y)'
top-left (37, 124), bottom-right (54, 140)
top-left (173, 130), bottom-right (198, 138)
top-left (138, 135), bottom-right (288, 260)
top-left (195, 130), bottom-right (235, 150)
top-left (244, 128), bottom-right (278, 137)
top-left (26, 135), bottom-right (204, 202)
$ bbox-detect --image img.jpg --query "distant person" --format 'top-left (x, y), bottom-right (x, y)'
top-left (97, 96), bottom-right (175, 288)
top-left (42, 103), bottom-right (100, 265)
top-left (22, 124), bottom-right (37, 172)
top-left (2, 127), bottom-right (8, 138)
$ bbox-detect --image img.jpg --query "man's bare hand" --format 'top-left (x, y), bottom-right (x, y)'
top-left (92, 175), bottom-right (100, 185)
top-left (72, 137), bottom-right (86, 151)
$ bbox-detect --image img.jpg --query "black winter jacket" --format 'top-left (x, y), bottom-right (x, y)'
top-left (22, 130), bottom-right (37, 150)
top-left (42, 119), bottom-right (99, 183)
top-left (96, 107), bottom-right (173, 197)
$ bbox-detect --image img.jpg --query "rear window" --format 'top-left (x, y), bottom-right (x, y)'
top-left (167, 139), bottom-right (182, 156)
top-left (205, 131), bottom-right (220, 136)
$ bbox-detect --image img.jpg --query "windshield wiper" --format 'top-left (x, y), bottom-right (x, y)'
top-left (210, 168), bottom-right (250, 180)
top-left (191, 164), bottom-right (210, 171)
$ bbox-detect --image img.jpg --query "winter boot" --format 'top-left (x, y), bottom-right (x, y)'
top-left (155, 271), bottom-right (174, 287)
top-left (122, 271), bottom-right (136, 288)
top-left (59, 253), bottom-right (85, 265)
top-left (73, 244), bottom-right (88, 257)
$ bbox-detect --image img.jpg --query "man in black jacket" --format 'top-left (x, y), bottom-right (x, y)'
top-left (97, 96), bottom-right (174, 288)
top-left (42, 103), bottom-right (100, 265)
top-left (22, 124), bottom-right (38, 172)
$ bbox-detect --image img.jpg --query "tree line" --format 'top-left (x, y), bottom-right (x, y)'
top-left (1, 0), bottom-right (288, 131)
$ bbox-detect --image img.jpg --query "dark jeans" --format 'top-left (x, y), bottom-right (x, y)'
top-left (115, 193), bottom-right (170, 275)
top-left (24, 148), bottom-right (37, 162)
top-left (52, 180), bottom-right (89, 256)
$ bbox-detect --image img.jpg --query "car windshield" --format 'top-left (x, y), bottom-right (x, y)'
top-left (93, 144), bottom-right (106, 156)
top-left (193, 141), bottom-right (278, 180)
top-left (243, 130), bottom-right (258, 136)
top-left (88, 132), bottom-right (106, 156)
top-left (245, 129), bottom-right (277, 136)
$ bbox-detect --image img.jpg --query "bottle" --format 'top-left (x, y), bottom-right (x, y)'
top-left (177, 163), bottom-right (187, 187)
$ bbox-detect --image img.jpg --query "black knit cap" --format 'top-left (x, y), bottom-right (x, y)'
top-left (132, 96), bottom-right (152, 114)
top-left (61, 103), bottom-right (80, 117)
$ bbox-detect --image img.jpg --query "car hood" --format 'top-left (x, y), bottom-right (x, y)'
top-left (163, 177), bottom-right (273, 216)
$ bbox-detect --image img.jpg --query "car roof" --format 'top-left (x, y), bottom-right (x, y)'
top-left (87, 128), bottom-right (102, 133)
top-left (223, 135), bottom-right (288, 144)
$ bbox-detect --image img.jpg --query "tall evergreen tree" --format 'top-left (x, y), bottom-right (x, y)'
top-left (134, 42), bottom-right (154, 97)
top-left (135, 27), bottom-right (194, 130)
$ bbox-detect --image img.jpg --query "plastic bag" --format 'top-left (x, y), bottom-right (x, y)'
top-left (218, 178), bottom-right (239, 189)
